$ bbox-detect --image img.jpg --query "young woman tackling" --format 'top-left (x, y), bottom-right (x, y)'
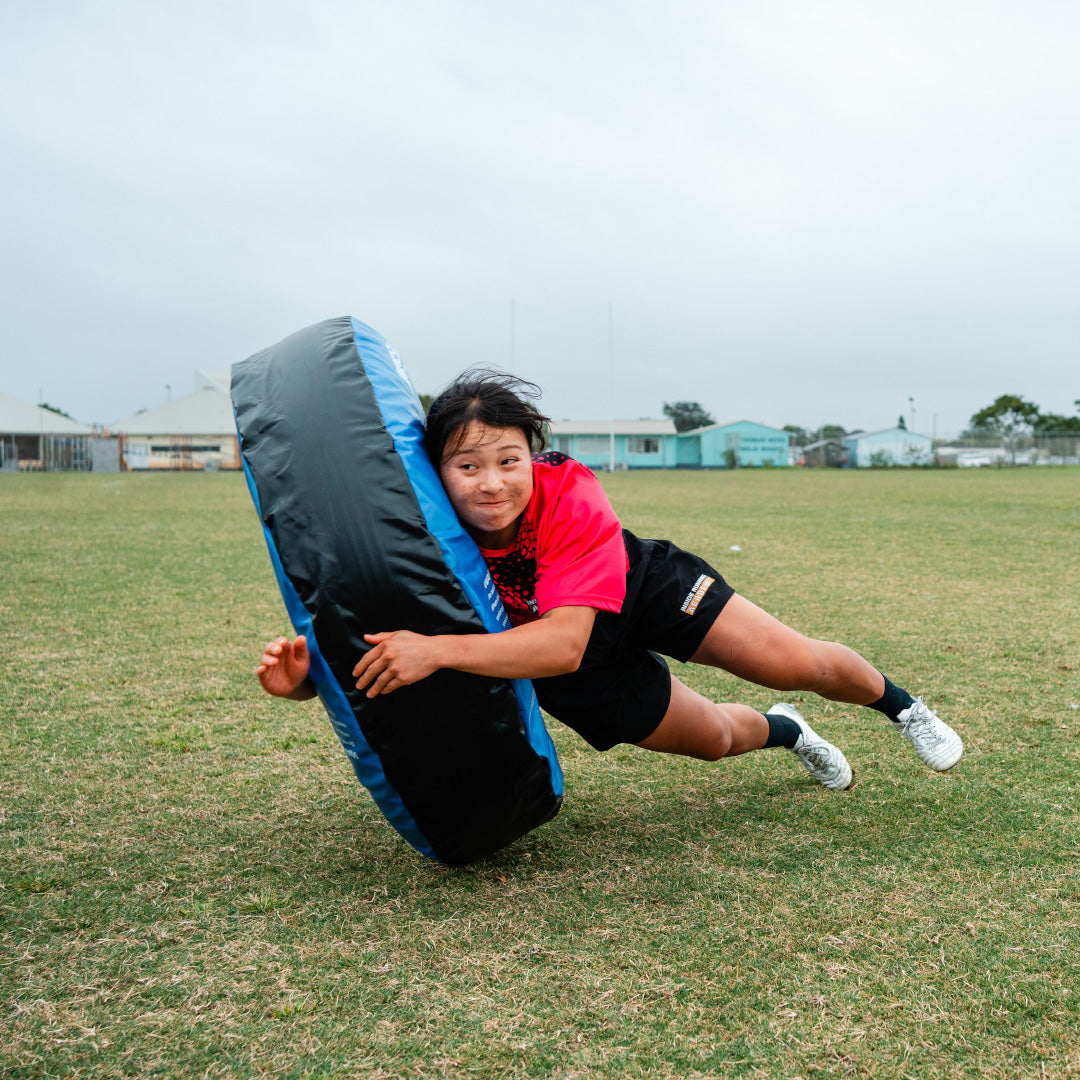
top-left (257, 372), bottom-right (962, 790)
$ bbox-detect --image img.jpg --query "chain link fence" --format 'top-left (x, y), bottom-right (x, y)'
top-left (0, 434), bottom-right (91, 471)
top-left (934, 431), bottom-right (1080, 467)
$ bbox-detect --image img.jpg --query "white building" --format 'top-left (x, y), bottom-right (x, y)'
top-left (0, 392), bottom-right (96, 470)
top-left (843, 427), bottom-right (933, 468)
top-left (111, 376), bottom-right (240, 470)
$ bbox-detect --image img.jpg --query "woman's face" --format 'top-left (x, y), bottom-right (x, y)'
top-left (439, 422), bottom-right (533, 549)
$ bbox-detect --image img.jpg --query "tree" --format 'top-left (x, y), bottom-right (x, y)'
top-left (897, 415), bottom-right (907, 430)
top-left (783, 424), bottom-right (809, 447)
top-left (815, 424), bottom-right (847, 442)
top-left (663, 401), bottom-right (715, 433)
top-left (969, 394), bottom-right (1041, 464)
top-left (1033, 412), bottom-right (1080, 434)
top-left (40, 402), bottom-right (75, 420)
top-left (969, 394), bottom-right (1040, 433)
top-left (419, 393), bottom-right (433, 413)
top-left (1032, 399), bottom-right (1080, 434)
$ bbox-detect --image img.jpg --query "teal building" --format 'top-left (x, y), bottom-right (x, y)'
top-left (677, 420), bottom-right (790, 468)
top-left (548, 419), bottom-right (678, 470)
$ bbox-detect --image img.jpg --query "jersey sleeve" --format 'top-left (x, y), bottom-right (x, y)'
top-left (533, 462), bottom-right (627, 617)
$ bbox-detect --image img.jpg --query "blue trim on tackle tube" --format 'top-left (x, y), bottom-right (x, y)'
top-left (236, 417), bottom-right (436, 860)
top-left (350, 317), bottom-right (564, 798)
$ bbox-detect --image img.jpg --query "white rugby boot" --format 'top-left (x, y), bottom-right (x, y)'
top-left (770, 703), bottom-right (854, 791)
top-left (894, 697), bottom-right (963, 771)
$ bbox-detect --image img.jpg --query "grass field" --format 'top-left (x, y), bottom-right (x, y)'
top-left (3, 467), bottom-right (1079, 1079)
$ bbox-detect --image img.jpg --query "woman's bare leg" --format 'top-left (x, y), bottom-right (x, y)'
top-left (635, 675), bottom-right (768, 760)
top-left (690, 594), bottom-right (886, 705)
top-left (636, 674), bottom-right (854, 788)
top-left (686, 593), bottom-right (963, 772)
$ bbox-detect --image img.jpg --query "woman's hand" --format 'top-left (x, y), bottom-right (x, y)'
top-left (256, 635), bottom-right (316, 700)
top-left (353, 631), bottom-right (443, 698)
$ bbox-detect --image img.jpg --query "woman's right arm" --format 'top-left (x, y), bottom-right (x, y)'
top-left (256, 635), bottom-right (317, 700)
top-left (351, 606), bottom-right (596, 698)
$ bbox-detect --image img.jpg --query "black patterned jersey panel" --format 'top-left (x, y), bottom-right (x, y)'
top-left (485, 518), bottom-right (539, 626)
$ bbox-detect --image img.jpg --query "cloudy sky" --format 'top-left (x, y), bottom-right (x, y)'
top-left (2, 0), bottom-right (1078, 435)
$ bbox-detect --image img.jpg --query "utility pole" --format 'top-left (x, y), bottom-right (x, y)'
top-left (608, 302), bottom-right (616, 474)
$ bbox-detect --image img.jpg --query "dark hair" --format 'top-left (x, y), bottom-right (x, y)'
top-left (425, 368), bottom-right (550, 464)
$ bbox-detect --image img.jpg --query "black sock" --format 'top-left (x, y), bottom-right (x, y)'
top-left (763, 711), bottom-right (801, 749)
top-left (866, 675), bottom-right (916, 722)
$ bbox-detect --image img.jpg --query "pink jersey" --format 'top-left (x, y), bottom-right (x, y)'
top-left (477, 452), bottom-right (628, 626)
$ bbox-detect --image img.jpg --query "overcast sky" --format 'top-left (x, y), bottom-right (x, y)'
top-left (2, 0), bottom-right (1078, 435)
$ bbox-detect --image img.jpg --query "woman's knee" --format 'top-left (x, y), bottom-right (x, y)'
top-left (637, 699), bottom-right (734, 760)
top-left (684, 706), bottom-right (735, 760)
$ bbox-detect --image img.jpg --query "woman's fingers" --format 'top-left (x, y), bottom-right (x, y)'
top-left (259, 637), bottom-right (287, 662)
top-left (353, 632), bottom-right (433, 696)
top-left (367, 672), bottom-right (393, 697)
top-left (353, 644), bottom-right (384, 687)
top-left (353, 636), bottom-right (389, 679)
top-left (354, 646), bottom-right (398, 697)
top-left (256, 643), bottom-right (282, 673)
top-left (257, 636), bottom-right (308, 683)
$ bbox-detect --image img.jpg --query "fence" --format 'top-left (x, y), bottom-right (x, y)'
top-left (935, 431), bottom-right (1080, 467)
top-left (0, 434), bottom-right (92, 471)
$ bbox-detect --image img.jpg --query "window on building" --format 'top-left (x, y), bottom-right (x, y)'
top-left (150, 443), bottom-right (221, 454)
top-left (627, 437), bottom-right (660, 454)
top-left (554, 437), bottom-right (571, 454)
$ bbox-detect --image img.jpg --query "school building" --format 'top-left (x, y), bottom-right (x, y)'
top-left (676, 420), bottom-right (791, 468)
top-left (0, 391), bottom-right (105, 471)
top-left (548, 420), bottom-right (679, 469)
top-left (547, 419), bottom-right (791, 470)
top-left (842, 427), bottom-right (933, 467)
top-left (111, 373), bottom-right (241, 470)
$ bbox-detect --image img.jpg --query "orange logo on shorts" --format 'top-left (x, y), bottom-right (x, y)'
top-left (680, 574), bottom-right (715, 615)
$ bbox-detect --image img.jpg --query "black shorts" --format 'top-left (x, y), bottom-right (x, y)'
top-left (533, 531), bottom-right (735, 751)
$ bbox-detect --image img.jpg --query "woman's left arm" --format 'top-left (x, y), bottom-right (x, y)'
top-left (352, 606), bottom-right (596, 698)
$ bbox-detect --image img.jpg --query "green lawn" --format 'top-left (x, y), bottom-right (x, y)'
top-left (3, 468), bottom-right (1079, 1079)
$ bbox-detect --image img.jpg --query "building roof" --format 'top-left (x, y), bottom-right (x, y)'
top-left (844, 426), bottom-right (931, 442)
top-left (682, 419), bottom-right (789, 436)
top-left (111, 385), bottom-right (238, 436)
top-left (194, 369), bottom-right (229, 391)
top-left (0, 392), bottom-right (95, 435)
top-left (549, 419), bottom-right (677, 436)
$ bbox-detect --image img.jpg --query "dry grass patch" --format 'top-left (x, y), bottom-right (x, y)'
top-left (3, 469), bottom-right (1080, 1078)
